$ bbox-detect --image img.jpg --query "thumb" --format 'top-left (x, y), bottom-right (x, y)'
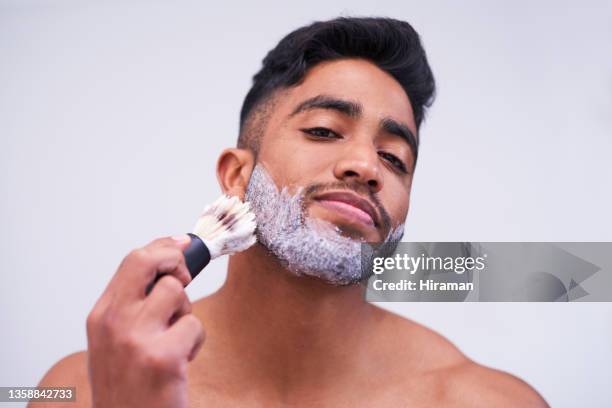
top-left (170, 234), bottom-right (194, 250)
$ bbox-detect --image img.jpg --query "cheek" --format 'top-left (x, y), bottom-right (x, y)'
top-left (381, 180), bottom-right (412, 222)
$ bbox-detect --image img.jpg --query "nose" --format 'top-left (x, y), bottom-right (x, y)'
top-left (333, 142), bottom-right (383, 194)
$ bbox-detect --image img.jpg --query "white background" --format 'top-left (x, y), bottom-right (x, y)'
top-left (1, 1), bottom-right (611, 407)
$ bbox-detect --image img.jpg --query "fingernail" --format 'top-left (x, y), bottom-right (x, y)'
top-left (171, 234), bottom-right (191, 243)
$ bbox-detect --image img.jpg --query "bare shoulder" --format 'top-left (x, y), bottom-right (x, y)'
top-left (441, 360), bottom-right (550, 407)
top-left (372, 307), bottom-right (548, 407)
top-left (31, 351), bottom-right (91, 408)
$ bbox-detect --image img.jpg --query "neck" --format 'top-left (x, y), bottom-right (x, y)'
top-left (193, 243), bottom-right (385, 397)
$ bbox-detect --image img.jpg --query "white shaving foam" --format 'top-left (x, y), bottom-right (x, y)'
top-left (245, 163), bottom-right (404, 285)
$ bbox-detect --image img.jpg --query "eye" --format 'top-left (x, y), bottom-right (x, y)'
top-left (378, 151), bottom-right (408, 174)
top-left (300, 127), bottom-right (342, 139)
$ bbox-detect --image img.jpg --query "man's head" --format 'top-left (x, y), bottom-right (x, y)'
top-left (216, 16), bottom-right (435, 284)
top-left (238, 17), bottom-right (435, 155)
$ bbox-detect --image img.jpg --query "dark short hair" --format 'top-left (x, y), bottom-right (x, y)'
top-left (238, 16), bottom-right (436, 151)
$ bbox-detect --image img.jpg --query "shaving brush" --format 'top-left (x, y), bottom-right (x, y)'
top-left (146, 194), bottom-right (257, 294)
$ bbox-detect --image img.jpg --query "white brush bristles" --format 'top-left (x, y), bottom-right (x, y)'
top-left (191, 194), bottom-right (257, 259)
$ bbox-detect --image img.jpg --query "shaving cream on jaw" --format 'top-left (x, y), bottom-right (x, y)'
top-left (245, 163), bottom-right (404, 285)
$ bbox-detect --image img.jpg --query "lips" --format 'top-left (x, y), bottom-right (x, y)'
top-left (313, 191), bottom-right (379, 228)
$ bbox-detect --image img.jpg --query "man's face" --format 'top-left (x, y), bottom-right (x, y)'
top-left (255, 58), bottom-right (416, 242)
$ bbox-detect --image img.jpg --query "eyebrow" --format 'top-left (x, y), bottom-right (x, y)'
top-left (289, 94), bottom-right (362, 118)
top-left (288, 94), bottom-right (419, 162)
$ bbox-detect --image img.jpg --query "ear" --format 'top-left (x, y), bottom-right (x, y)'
top-left (216, 148), bottom-right (255, 200)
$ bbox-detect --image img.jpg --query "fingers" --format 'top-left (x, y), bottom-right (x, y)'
top-left (146, 235), bottom-right (192, 252)
top-left (140, 275), bottom-right (191, 329)
top-left (87, 234), bottom-right (206, 399)
top-left (163, 314), bottom-right (205, 362)
top-left (103, 236), bottom-right (193, 305)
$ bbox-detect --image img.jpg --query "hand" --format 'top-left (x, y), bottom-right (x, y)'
top-left (86, 235), bottom-right (205, 408)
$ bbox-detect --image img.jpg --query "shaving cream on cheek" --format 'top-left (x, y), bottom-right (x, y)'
top-left (245, 163), bottom-right (405, 285)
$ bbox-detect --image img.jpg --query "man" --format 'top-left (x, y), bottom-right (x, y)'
top-left (35, 17), bottom-right (549, 407)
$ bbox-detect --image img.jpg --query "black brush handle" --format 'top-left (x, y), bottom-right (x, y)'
top-left (145, 233), bottom-right (211, 295)
top-left (183, 233), bottom-right (211, 278)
